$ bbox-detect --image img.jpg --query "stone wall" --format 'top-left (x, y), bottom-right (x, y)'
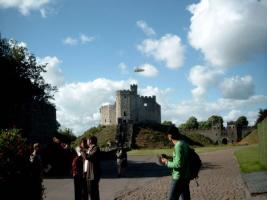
top-left (138, 96), bottom-right (161, 123)
top-left (258, 118), bottom-right (267, 167)
top-left (100, 104), bottom-right (116, 125)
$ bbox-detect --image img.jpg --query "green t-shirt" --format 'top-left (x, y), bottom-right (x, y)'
top-left (167, 140), bottom-right (190, 180)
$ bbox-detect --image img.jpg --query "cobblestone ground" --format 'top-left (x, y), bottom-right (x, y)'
top-left (115, 149), bottom-right (267, 200)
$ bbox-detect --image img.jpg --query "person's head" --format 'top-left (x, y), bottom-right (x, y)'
top-left (33, 143), bottom-right (41, 153)
top-left (80, 137), bottom-right (88, 149)
top-left (88, 136), bottom-right (98, 146)
top-left (166, 126), bottom-right (181, 143)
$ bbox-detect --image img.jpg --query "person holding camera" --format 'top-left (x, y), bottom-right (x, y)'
top-left (160, 126), bottom-right (191, 200)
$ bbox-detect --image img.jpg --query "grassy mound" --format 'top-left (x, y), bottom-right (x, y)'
top-left (74, 123), bottom-right (214, 149)
top-left (238, 129), bottom-right (258, 145)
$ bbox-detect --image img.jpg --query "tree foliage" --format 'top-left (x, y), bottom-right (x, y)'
top-left (0, 129), bottom-right (44, 199)
top-left (255, 109), bottom-right (267, 126)
top-left (185, 116), bottom-right (199, 129)
top-left (162, 121), bottom-right (174, 126)
top-left (0, 36), bottom-right (57, 130)
top-left (235, 116), bottom-right (248, 128)
top-left (207, 115), bottom-right (223, 127)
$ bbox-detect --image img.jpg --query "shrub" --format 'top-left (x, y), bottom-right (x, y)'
top-left (0, 129), bottom-right (44, 200)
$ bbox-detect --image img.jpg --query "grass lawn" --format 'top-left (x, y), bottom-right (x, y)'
top-left (234, 144), bottom-right (267, 173)
top-left (128, 145), bottom-right (236, 156)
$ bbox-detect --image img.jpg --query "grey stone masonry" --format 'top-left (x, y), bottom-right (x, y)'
top-left (100, 84), bottom-right (161, 125)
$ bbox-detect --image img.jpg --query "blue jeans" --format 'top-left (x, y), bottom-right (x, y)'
top-left (168, 179), bottom-right (190, 200)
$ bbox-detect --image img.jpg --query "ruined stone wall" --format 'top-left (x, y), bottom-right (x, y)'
top-left (183, 129), bottom-right (220, 143)
top-left (100, 104), bottom-right (116, 125)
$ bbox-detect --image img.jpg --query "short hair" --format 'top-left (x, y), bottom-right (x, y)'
top-left (166, 125), bottom-right (181, 140)
top-left (89, 136), bottom-right (98, 145)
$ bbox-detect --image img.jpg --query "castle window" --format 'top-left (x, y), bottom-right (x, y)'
top-left (144, 103), bottom-right (148, 107)
top-left (124, 111), bottom-right (127, 116)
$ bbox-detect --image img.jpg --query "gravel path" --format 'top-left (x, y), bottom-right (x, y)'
top-left (115, 148), bottom-right (267, 200)
top-left (44, 148), bottom-right (267, 200)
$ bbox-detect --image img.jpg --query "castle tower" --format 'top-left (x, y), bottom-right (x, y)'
top-left (116, 90), bottom-right (131, 123)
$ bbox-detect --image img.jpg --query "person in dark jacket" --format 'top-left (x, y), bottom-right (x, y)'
top-left (82, 136), bottom-right (101, 200)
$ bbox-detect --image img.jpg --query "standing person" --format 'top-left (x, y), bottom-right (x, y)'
top-left (116, 147), bottom-right (127, 177)
top-left (29, 143), bottom-right (43, 200)
top-left (82, 136), bottom-right (101, 200)
top-left (160, 126), bottom-right (191, 200)
top-left (72, 146), bottom-right (84, 200)
top-left (79, 137), bottom-right (89, 200)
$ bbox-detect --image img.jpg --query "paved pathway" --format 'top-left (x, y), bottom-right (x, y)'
top-left (44, 148), bottom-right (267, 200)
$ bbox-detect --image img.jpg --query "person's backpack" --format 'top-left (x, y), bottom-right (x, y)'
top-left (188, 147), bottom-right (202, 181)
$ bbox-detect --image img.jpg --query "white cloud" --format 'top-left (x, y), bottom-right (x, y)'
top-left (139, 86), bottom-right (171, 106)
top-left (136, 20), bottom-right (156, 36)
top-left (63, 34), bottom-right (95, 46)
top-left (188, 65), bottom-right (224, 99)
top-left (54, 78), bottom-right (137, 134)
top-left (0, 0), bottom-right (51, 16)
top-left (223, 110), bottom-right (242, 122)
top-left (220, 75), bottom-right (254, 100)
top-left (118, 62), bottom-right (129, 75)
top-left (80, 34), bottom-right (95, 44)
top-left (188, 0), bottom-right (267, 67)
top-left (63, 37), bottom-right (78, 46)
top-left (134, 63), bottom-right (158, 77)
top-left (162, 95), bottom-right (267, 127)
top-left (137, 34), bottom-right (185, 69)
top-left (37, 56), bottom-right (65, 87)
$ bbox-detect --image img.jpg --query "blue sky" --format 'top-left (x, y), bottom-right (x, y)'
top-left (1, 0), bottom-right (267, 135)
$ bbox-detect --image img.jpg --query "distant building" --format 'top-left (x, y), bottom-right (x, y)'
top-left (100, 84), bottom-right (161, 125)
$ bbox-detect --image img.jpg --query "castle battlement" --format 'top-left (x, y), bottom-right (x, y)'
top-left (140, 95), bottom-right (156, 101)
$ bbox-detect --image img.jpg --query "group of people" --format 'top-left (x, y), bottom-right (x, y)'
top-left (27, 125), bottom-right (192, 200)
top-left (72, 136), bottom-right (101, 200)
top-left (71, 126), bottom-right (192, 200)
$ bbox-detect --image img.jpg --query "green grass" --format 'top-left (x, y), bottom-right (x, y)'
top-left (128, 145), bottom-right (235, 156)
top-left (234, 144), bottom-right (267, 173)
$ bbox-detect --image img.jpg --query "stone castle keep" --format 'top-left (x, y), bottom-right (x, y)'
top-left (100, 84), bottom-right (161, 125)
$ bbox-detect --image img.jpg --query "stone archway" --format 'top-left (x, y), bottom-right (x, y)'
top-left (222, 138), bottom-right (228, 144)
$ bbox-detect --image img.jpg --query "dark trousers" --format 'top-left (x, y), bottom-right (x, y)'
top-left (168, 179), bottom-right (190, 200)
top-left (74, 176), bottom-right (83, 200)
top-left (82, 177), bottom-right (89, 200)
top-left (87, 179), bottom-right (100, 200)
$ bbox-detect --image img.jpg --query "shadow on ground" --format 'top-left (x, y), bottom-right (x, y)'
top-left (101, 159), bottom-right (170, 179)
top-left (201, 162), bottom-right (222, 170)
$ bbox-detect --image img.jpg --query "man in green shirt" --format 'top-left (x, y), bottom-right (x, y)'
top-left (161, 126), bottom-right (191, 200)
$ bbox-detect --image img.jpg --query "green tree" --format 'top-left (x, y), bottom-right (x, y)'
top-left (0, 36), bottom-right (57, 132)
top-left (185, 116), bottom-right (199, 129)
top-left (57, 128), bottom-right (77, 144)
top-left (162, 121), bottom-right (174, 126)
top-left (198, 121), bottom-right (211, 129)
top-left (235, 116), bottom-right (248, 128)
top-left (255, 109), bottom-right (267, 126)
top-left (207, 115), bottom-right (223, 127)
top-left (178, 123), bottom-right (187, 130)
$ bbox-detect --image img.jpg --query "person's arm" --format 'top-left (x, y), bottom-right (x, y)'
top-left (166, 143), bottom-right (183, 169)
top-left (86, 146), bottom-right (99, 161)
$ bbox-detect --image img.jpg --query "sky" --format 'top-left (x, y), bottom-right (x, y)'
top-left (0, 0), bottom-right (267, 135)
